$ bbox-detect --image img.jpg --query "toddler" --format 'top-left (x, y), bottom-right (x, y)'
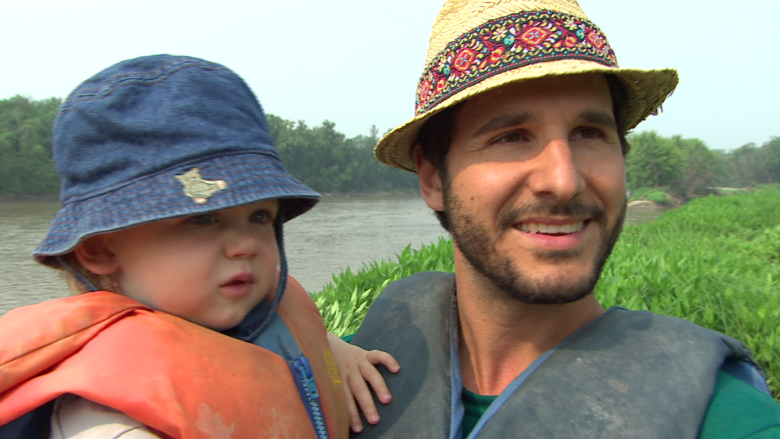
top-left (0, 55), bottom-right (397, 439)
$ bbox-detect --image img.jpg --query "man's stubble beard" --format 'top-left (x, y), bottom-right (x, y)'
top-left (444, 183), bottom-right (626, 305)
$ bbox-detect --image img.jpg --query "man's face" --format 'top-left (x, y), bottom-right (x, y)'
top-left (423, 74), bottom-right (626, 304)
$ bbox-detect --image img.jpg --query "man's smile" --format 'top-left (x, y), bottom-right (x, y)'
top-left (516, 221), bottom-right (585, 235)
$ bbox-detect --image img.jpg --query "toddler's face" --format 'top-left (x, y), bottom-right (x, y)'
top-left (97, 200), bottom-right (280, 330)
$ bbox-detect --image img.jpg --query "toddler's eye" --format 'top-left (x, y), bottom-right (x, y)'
top-left (251, 210), bottom-right (275, 224)
top-left (187, 213), bottom-right (217, 225)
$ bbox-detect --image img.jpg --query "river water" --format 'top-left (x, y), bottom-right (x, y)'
top-left (0, 197), bottom-right (664, 316)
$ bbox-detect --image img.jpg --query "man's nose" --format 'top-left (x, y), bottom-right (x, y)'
top-left (526, 138), bottom-right (585, 201)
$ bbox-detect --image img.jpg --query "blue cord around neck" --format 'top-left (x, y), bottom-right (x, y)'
top-left (242, 209), bottom-right (288, 341)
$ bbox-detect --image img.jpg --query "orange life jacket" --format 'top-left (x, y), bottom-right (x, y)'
top-left (0, 276), bottom-right (349, 439)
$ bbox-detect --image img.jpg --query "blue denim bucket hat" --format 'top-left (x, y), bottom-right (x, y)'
top-left (34, 54), bottom-right (320, 269)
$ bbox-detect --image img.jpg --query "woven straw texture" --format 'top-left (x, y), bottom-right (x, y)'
top-left (375, 0), bottom-right (678, 171)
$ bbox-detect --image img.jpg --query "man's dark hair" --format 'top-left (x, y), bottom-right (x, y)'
top-left (416, 74), bottom-right (630, 231)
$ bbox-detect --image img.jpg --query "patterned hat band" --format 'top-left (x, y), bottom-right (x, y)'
top-left (415, 9), bottom-right (617, 115)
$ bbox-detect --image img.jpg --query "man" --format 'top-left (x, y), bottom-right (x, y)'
top-left (351, 0), bottom-right (780, 437)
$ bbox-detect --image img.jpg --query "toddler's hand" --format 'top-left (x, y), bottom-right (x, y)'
top-left (327, 332), bottom-right (400, 433)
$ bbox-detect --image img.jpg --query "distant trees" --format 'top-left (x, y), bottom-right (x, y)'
top-left (0, 96), bottom-right (418, 198)
top-left (672, 136), bottom-right (721, 198)
top-left (0, 96), bottom-right (60, 197)
top-left (627, 131), bottom-right (779, 198)
top-left (1, 95), bottom-right (776, 199)
top-left (267, 115), bottom-right (419, 193)
top-left (626, 131), bottom-right (686, 190)
top-left (718, 138), bottom-right (780, 187)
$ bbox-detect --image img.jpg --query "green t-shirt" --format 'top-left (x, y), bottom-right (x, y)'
top-left (462, 370), bottom-right (780, 438)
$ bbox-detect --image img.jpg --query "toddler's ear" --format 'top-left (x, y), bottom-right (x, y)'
top-left (74, 236), bottom-right (119, 276)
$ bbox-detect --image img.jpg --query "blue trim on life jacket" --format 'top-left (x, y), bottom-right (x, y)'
top-left (721, 356), bottom-right (771, 396)
top-left (449, 293), bottom-right (464, 439)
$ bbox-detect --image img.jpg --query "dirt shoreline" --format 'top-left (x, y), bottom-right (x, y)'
top-left (627, 200), bottom-right (669, 211)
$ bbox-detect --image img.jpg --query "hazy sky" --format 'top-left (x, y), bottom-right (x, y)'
top-left (2, 0), bottom-right (778, 152)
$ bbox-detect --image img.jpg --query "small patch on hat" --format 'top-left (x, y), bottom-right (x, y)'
top-left (175, 168), bottom-right (227, 204)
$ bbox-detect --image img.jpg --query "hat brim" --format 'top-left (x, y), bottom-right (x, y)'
top-left (34, 151), bottom-right (319, 268)
top-left (375, 59), bottom-right (678, 172)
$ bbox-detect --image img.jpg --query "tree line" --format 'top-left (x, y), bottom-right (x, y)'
top-left (266, 116), bottom-right (418, 193)
top-left (626, 131), bottom-right (780, 198)
top-left (0, 96), bottom-right (418, 198)
top-left (0, 95), bottom-right (777, 198)
top-left (0, 96), bottom-right (60, 196)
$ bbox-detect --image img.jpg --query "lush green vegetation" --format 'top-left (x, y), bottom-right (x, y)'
top-left (313, 236), bottom-right (455, 337)
top-left (313, 187), bottom-right (780, 399)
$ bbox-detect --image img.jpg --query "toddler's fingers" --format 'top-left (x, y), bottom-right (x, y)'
top-left (348, 373), bottom-right (381, 425)
top-left (366, 350), bottom-right (401, 373)
top-left (343, 384), bottom-right (364, 433)
top-left (358, 361), bottom-right (393, 404)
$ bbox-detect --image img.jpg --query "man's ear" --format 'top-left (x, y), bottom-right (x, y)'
top-left (74, 235), bottom-right (119, 276)
top-left (414, 143), bottom-right (445, 212)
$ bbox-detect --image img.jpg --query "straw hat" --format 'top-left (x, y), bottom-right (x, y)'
top-left (375, 0), bottom-right (679, 171)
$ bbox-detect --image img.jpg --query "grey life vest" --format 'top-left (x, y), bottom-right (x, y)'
top-left (351, 272), bottom-right (754, 439)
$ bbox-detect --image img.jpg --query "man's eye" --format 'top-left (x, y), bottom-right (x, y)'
top-left (251, 210), bottom-right (274, 224)
top-left (187, 214), bottom-right (217, 225)
top-left (572, 127), bottom-right (604, 140)
top-left (492, 131), bottom-right (528, 144)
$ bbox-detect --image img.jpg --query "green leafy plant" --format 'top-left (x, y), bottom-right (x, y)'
top-left (312, 237), bottom-right (454, 336)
